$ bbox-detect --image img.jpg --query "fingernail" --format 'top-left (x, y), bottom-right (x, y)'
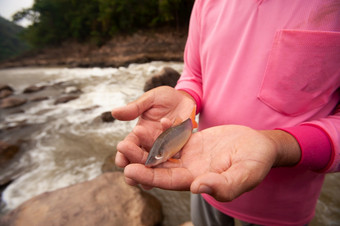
top-left (198, 185), bottom-right (212, 195)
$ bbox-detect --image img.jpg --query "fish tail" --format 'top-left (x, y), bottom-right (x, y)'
top-left (190, 105), bottom-right (198, 129)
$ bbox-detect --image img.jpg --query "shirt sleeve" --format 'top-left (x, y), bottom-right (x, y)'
top-left (175, 0), bottom-right (203, 113)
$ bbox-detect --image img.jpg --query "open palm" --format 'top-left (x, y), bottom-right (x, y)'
top-left (124, 125), bottom-right (278, 202)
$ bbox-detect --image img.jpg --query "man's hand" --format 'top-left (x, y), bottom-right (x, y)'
top-left (122, 125), bottom-right (301, 202)
top-left (111, 86), bottom-right (196, 168)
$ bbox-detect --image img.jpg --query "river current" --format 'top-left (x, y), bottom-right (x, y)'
top-left (0, 62), bottom-right (339, 225)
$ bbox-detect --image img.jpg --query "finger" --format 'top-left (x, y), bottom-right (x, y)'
top-left (115, 152), bottom-right (130, 168)
top-left (125, 177), bottom-right (139, 187)
top-left (124, 164), bottom-right (193, 191)
top-left (160, 118), bottom-right (172, 131)
top-left (191, 164), bottom-right (265, 202)
top-left (125, 175), bottom-right (154, 190)
top-left (117, 140), bottom-right (148, 164)
top-left (133, 125), bottom-right (159, 149)
top-left (112, 91), bottom-right (154, 121)
top-left (116, 133), bottom-right (149, 164)
top-left (190, 172), bottom-right (235, 201)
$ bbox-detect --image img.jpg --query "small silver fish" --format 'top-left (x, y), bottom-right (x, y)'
top-left (145, 107), bottom-right (197, 167)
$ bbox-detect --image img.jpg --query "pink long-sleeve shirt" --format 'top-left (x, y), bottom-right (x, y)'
top-left (175, 0), bottom-right (340, 225)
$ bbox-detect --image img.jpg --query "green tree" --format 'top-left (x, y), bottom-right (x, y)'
top-left (12, 0), bottom-right (194, 47)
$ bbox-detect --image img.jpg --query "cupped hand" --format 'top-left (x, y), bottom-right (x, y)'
top-left (123, 125), bottom-right (300, 202)
top-left (112, 86), bottom-right (196, 169)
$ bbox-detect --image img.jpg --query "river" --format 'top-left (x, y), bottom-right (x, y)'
top-left (0, 62), bottom-right (339, 226)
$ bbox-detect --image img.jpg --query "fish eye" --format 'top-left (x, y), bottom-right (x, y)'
top-left (155, 154), bottom-right (163, 160)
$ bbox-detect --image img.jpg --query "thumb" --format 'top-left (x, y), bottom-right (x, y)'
top-left (190, 172), bottom-right (239, 202)
top-left (111, 90), bottom-right (154, 121)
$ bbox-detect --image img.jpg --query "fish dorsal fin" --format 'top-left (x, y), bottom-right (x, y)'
top-left (190, 105), bottom-right (198, 129)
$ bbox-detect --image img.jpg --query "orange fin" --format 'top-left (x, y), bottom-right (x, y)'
top-left (168, 158), bottom-right (180, 163)
top-left (190, 105), bottom-right (198, 129)
top-left (173, 117), bottom-right (183, 126)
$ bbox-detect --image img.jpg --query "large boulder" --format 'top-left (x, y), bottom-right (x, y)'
top-left (0, 97), bottom-right (27, 109)
top-left (0, 172), bottom-right (163, 226)
top-left (144, 67), bottom-right (181, 92)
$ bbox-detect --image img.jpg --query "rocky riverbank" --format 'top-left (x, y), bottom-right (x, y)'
top-left (0, 29), bottom-right (187, 69)
top-left (0, 65), bottom-right (186, 225)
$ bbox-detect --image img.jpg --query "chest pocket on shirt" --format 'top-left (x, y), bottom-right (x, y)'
top-left (258, 29), bottom-right (340, 116)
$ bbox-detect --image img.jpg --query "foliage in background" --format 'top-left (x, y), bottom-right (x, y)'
top-left (0, 16), bottom-right (31, 62)
top-left (12, 0), bottom-right (194, 47)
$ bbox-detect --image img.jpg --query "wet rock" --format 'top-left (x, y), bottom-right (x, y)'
top-left (0, 84), bottom-right (14, 92)
top-left (0, 84), bottom-right (14, 99)
top-left (81, 105), bottom-right (99, 112)
top-left (100, 111), bottom-right (115, 123)
top-left (0, 172), bottom-right (163, 226)
top-left (23, 85), bottom-right (45, 93)
top-left (30, 96), bottom-right (49, 102)
top-left (0, 97), bottom-right (27, 109)
top-left (0, 89), bottom-right (14, 99)
top-left (54, 95), bottom-right (79, 104)
top-left (144, 67), bottom-right (181, 92)
top-left (0, 141), bottom-right (20, 168)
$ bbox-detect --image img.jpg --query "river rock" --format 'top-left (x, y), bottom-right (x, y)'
top-left (0, 172), bottom-right (163, 226)
top-left (23, 85), bottom-right (45, 93)
top-left (0, 84), bottom-right (15, 100)
top-left (100, 111), bottom-right (116, 123)
top-left (54, 95), bottom-right (79, 104)
top-left (81, 105), bottom-right (99, 112)
top-left (0, 97), bottom-right (27, 109)
top-left (29, 96), bottom-right (49, 102)
top-left (0, 141), bottom-right (20, 168)
top-left (143, 67), bottom-right (181, 92)
top-left (0, 84), bottom-right (14, 92)
top-left (0, 89), bottom-right (13, 99)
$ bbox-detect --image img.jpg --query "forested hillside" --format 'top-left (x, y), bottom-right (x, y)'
top-left (0, 16), bottom-right (30, 62)
top-left (13, 0), bottom-right (194, 47)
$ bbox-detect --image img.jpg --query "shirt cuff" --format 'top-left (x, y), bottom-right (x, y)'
top-left (277, 125), bottom-right (333, 172)
top-left (175, 87), bottom-right (202, 114)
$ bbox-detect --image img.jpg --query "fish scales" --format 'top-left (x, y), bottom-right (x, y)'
top-left (145, 118), bottom-right (193, 167)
